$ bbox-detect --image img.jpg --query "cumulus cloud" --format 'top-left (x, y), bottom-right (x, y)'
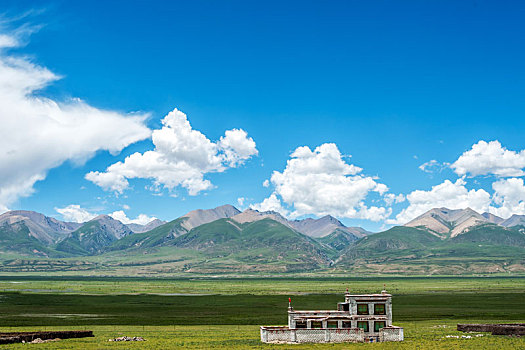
top-left (86, 108), bottom-right (258, 196)
top-left (490, 178), bottom-right (525, 218)
top-left (0, 29), bottom-right (151, 211)
top-left (451, 140), bottom-right (525, 177)
top-left (255, 143), bottom-right (392, 221)
top-left (384, 193), bottom-right (405, 206)
top-left (109, 210), bottom-right (157, 225)
top-left (218, 129), bottom-right (258, 166)
top-left (390, 178), bottom-right (491, 224)
top-left (250, 193), bottom-right (290, 217)
top-left (55, 204), bottom-right (97, 223)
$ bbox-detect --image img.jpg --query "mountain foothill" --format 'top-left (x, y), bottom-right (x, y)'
top-left (0, 205), bottom-right (523, 275)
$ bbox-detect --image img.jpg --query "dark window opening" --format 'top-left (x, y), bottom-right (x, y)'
top-left (357, 321), bottom-right (369, 332)
top-left (295, 321), bottom-right (306, 329)
top-left (357, 304), bottom-right (369, 315)
top-left (311, 321), bottom-right (322, 329)
top-left (374, 304), bottom-right (386, 315)
top-left (374, 321), bottom-right (386, 332)
top-left (327, 321), bottom-right (338, 328)
top-left (342, 321), bottom-right (352, 328)
top-left (342, 303), bottom-right (349, 311)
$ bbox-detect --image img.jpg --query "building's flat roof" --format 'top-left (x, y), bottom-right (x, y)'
top-left (293, 315), bottom-right (388, 321)
top-left (290, 310), bottom-right (348, 313)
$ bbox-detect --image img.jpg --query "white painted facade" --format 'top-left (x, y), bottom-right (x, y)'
top-left (260, 290), bottom-right (404, 343)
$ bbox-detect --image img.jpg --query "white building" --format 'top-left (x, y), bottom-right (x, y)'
top-left (260, 289), bottom-right (404, 343)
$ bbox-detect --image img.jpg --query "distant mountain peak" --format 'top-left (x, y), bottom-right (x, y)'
top-left (482, 212), bottom-right (505, 225)
top-left (500, 214), bottom-right (525, 228)
top-left (232, 208), bottom-right (291, 227)
top-left (126, 218), bottom-right (167, 233)
top-left (405, 207), bottom-right (488, 237)
top-left (90, 214), bottom-right (113, 221)
top-left (181, 204), bottom-right (241, 231)
top-left (317, 215), bottom-right (344, 226)
top-left (0, 210), bottom-right (80, 244)
top-left (84, 214), bottom-right (132, 239)
top-left (290, 215), bottom-right (368, 238)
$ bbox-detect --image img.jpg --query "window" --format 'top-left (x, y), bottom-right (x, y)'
top-left (342, 321), bottom-right (352, 328)
top-left (374, 304), bottom-right (386, 315)
top-left (342, 303), bottom-right (349, 311)
top-left (357, 304), bottom-right (369, 315)
top-left (374, 321), bottom-right (386, 332)
top-left (327, 321), bottom-right (338, 328)
top-left (311, 321), bottom-right (322, 329)
top-left (295, 321), bottom-right (306, 329)
top-left (357, 321), bottom-right (369, 332)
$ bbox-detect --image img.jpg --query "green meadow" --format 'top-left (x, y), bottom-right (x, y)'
top-left (0, 277), bottom-right (523, 349)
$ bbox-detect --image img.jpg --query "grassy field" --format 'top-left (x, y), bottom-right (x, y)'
top-left (0, 276), bottom-right (523, 295)
top-left (2, 322), bottom-right (524, 349)
top-left (0, 277), bottom-right (523, 348)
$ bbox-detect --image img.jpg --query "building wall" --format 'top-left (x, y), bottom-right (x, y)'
top-left (379, 327), bottom-right (404, 342)
top-left (261, 327), bottom-right (364, 344)
top-left (264, 293), bottom-right (402, 343)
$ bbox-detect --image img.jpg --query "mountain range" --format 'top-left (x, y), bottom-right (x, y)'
top-left (0, 205), bottom-right (523, 275)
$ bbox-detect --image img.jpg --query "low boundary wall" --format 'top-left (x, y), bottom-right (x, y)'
top-left (457, 324), bottom-right (525, 336)
top-left (0, 331), bottom-right (94, 344)
top-left (261, 326), bottom-right (404, 343)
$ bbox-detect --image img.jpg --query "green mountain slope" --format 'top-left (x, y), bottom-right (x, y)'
top-left (451, 224), bottom-right (525, 247)
top-left (336, 224), bottom-right (525, 275)
top-left (0, 221), bottom-right (58, 257)
top-left (345, 226), bottom-right (440, 255)
top-left (318, 228), bottom-right (362, 251)
top-left (107, 218), bottom-right (187, 251)
top-left (173, 218), bottom-right (333, 272)
top-left (55, 217), bottom-right (131, 255)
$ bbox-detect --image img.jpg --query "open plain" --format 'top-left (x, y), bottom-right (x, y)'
top-left (0, 277), bottom-right (523, 349)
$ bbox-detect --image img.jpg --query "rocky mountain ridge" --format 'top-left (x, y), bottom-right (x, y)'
top-left (127, 219), bottom-right (167, 233)
top-left (0, 206), bottom-right (523, 275)
top-left (405, 207), bottom-right (498, 238)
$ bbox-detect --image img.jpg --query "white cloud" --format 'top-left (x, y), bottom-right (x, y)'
top-left (250, 193), bottom-right (290, 217)
top-left (237, 197), bottom-right (245, 207)
top-left (490, 178), bottom-right (525, 218)
top-left (55, 204), bottom-right (156, 225)
top-left (109, 210), bottom-right (157, 225)
top-left (257, 143), bottom-right (391, 221)
top-left (218, 129), bottom-right (258, 166)
top-left (55, 204), bottom-right (97, 223)
top-left (451, 140), bottom-right (525, 177)
top-left (0, 29), bottom-right (151, 210)
top-left (384, 193), bottom-right (405, 206)
top-left (390, 178), bottom-right (491, 224)
top-left (86, 109), bottom-right (258, 196)
top-left (419, 160), bottom-right (449, 173)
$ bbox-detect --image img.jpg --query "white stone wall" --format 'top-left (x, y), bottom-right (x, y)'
top-left (262, 328), bottom-right (292, 343)
top-left (379, 327), bottom-right (404, 342)
top-left (261, 327), bottom-right (365, 343)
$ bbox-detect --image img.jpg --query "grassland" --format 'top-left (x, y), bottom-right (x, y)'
top-left (0, 276), bottom-right (522, 295)
top-left (2, 322), bottom-right (525, 349)
top-left (0, 277), bottom-right (523, 348)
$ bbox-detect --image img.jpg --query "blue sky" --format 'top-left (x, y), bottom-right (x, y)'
top-left (1, 0), bottom-right (524, 231)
